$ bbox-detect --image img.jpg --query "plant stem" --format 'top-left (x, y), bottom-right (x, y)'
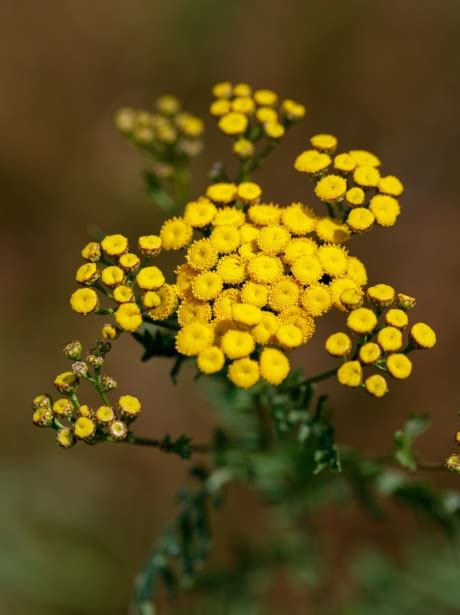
top-left (125, 434), bottom-right (209, 454)
top-left (304, 367), bottom-right (338, 386)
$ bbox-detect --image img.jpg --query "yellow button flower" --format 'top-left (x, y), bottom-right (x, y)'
top-left (276, 324), bottom-right (303, 349)
top-left (346, 257), bottom-right (368, 286)
top-left (377, 326), bottom-right (403, 352)
top-left (118, 394), bottom-right (142, 419)
top-left (315, 175), bottom-right (347, 202)
top-left (283, 237), bottom-right (318, 264)
top-left (237, 182), bottom-right (262, 203)
top-left (260, 348), bottom-right (290, 385)
top-left (221, 329), bottom-right (255, 359)
top-left (256, 107), bottom-right (278, 124)
top-left (210, 226), bottom-right (241, 254)
top-left (254, 89), bottom-right (278, 106)
top-left (218, 112), bottom-right (248, 135)
top-left (210, 98), bottom-right (231, 117)
top-left (186, 239), bottom-right (218, 271)
top-left (345, 187), bottom-right (365, 207)
top-left (74, 417), bottom-right (96, 440)
top-left (325, 332), bottom-right (352, 357)
top-left (410, 322), bottom-right (436, 349)
top-left (248, 255), bottom-right (284, 284)
top-left (70, 288), bottom-right (99, 315)
top-left (177, 299), bottom-right (212, 326)
top-left (102, 265), bottom-right (125, 288)
top-left (192, 271), bottom-right (223, 301)
top-left (115, 302), bottom-right (142, 332)
top-left (160, 217), bottom-right (193, 250)
top-left (397, 293), bottom-right (416, 310)
top-left (228, 358), bottom-right (260, 389)
top-left (102, 323), bottom-right (121, 340)
top-left (76, 262), bottom-right (99, 285)
top-left (347, 308), bottom-right (378, 334)
top-left (156, 95), bottom-right (181, 115)
top-left (268, 278), bottom-right (300, 312)
top-left (337, 361), bottom-right (362, 387)
top-left (386, 353), bottom-right (412, 379)
top-left (113, 285), bottom-right (135, 303)
top-left (281, 204), bottom-right (316, 236)
top-left (367, 283), bottom-right (395, 307)
top-left (176, 322), bottom-right (214, 356)
top-left (206, 182), bottom-right (238, 204)
top-left (370, 194), bottom-right (401, 227)
top-left (119, 253), bottom-right (141, 271)
top-left (258, 225), bottom-right (291, 255)
top-left (232, 303), bottom-right (262, 326)
top-left (265, 121), bottom-right (285, 139)
top-left (233, 138), bottom-right (255, 159)
top-left (248, 203), bottom-right (281, 226)
top-left (315, 217), bottom-right (350, 244)
top-left (349, 150), bottom-right (381, 167)
top-left (53, 398), bottom-right (73, 417)
top-left (281, 99), bottom-right (306, 120)
top-left (96, 405), bottom-right (116, 425)
top-left (334, 153), bottom-right (356, 173)
top-left (138, 235), bottom-right (162, 255)
top-left (291, 256), bottom-right (323, 285)
top-left (378, 175), bottom-right (404, 197)
top-left (184, 199), bottom-right (217, 228)
top-left (136, 266), bottom-right (165, 290)
top-left (212, 81), bottom-right (232, 98)
top-left (56, 428), bottom-right (76, 449)
top-left (385, 309), bottom-right (409, 329)
top-left (359, 342), bottom-right (381, 364)
top-left (301, 285), bottom-right (332, 316)
top-left (232, 96), bottom-right (256, 115)
top-left (213, 206), bottom-right (246, 227)
top-left (353, 165), bottom-right (380, 188)
top-left (347, 208), bottom-right (375, 233)
top-left (252, 312), bottom-right (279, 344)
top-left (317, 245), bottom-right (348, 276)
top-left (216, 255), bottom-right (246, 284)
top-left (339, 288), bottom-right (363, 311)
top-left (101, 234), bottom-right (128, 257)
top-left (81, 241), bottom-right (101, 262)
top-left (241, 281), bottom-right (269, 307)
top-left (310, 134), bottom-right (338, 153)
top-left (294, 150), bottom-right (331, 175)
top-left (233, 83), bottom-right (252, 97)
top-left (197, 346), bottom-right (225, 374)
top-left (365, 374), bottom-right (388, 398)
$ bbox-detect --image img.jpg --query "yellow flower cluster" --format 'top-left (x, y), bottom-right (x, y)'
top-left (32, 340), bottom-right (142, 448)
top-left (115, 95), bottom-right (204, 174)
top-left (210, 81), bottom-right (306, 156)
top-left (325, 284), bottom-right (436, 397)
top-left (70, 233), bottom-right (178, 334)
top-left (295, 135), bottom-right (403, 231)
top-left (173, 181), bottom-right (368, 388)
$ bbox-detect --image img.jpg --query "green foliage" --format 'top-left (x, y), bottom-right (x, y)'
top-left (394, 414), bottom-right (430, 470)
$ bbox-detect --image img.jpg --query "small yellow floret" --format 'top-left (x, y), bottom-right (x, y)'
top-left (276, 323), bottom-right (303, 349)
top-left (115, 302), bottom-right (142, 332)
top-left (74, 417), bottom-right (96, 440)
top-left (160, 217), bottom-right (193, 250)
top-left (118, 394), bottom-right (142, 418)
top-left (191, 271), bottom-right (223, 301)
top-left (81, 241), bottom-right (101, 262)
top-left (76, 262), bottom-right (99, 285)
top-left (367, 284), bottom-right (395, 307)
top-left (176, 322), bottom-right (214, 356)
top-left (315, 218), bottom-right (351, 244)
top-left (248, 203), bottom-right (281, 226)
top-left (177, 299), bottom-right (212, 325)
top-left (294, 150), bottom-right (331, 175)
top-left (264, 121), bottom-right (285, 139)
top-left (238, 182), bottom-right (262, 203)
top-left (252, 312), bottom-right (279, 344)
top-left (213, 206), bottom-right (246, 228)
top-left (347, 208), bottom-right (375, 232)
top-left (317, 245), bottom-right (348, 276)
top-left (210, 225), bottom-right (241, 254)
top-left (347, 308), bottom-right (378, 334)
top-left (218, 112), bottom-right (248, 135)
top-left (333, 153), bottom-right (356, 173)
top-left (232, 96), bottom-right (256, 115)
top-left (300, 285), bottom-right (332, 316)
top-left (210, 98), bottom-right (231, 117)
top-left (186, 239), bottom-right (218, 271)
top-left (113, 285), bottom-right (134, 303)
top-left (248, 255), bottom-right (284, 284)
top-left (254, 89), bottom-right (278, 106)
top-left (410, 322), bottom-right (436, 349)
top-left (138, 235), bottom-right (162, 255)
top-left (379, 175), bottom-right (404, 197)
top-left (70, 288), bottom-right (99, 315)
top-left (258, 225), bottom-right (291, 255)
top-left (385, 309), bottom-right (409, 329)
top-left (359, 342), bottom-right (381, 364)
top-left (232, 303), bottom-right (262, 327)
top-left (349, 150), bottom-right (381, 167)
top-left (346, 257), bottom-right (368, 286)
top-left (197, 346), bottom-right (225, 374)
top-left (228, 358), bottom-right (260, 389)
top-left (260, 348), bottom-right (290, 385)
top-left (221, 329), bottom-right (255, 359)
top-left (136, 266), bottom-right (165, 290)
top-left (233, 138), bottom-right (255, 159)
top-left (353, 165), bottom-right (381, 188)
top-left (101, 234), bottom-right (128, 257)
top-left (346, 187), bottom-right (366, 207)
top-left (386, 353), bottom-right (412, 379)
top-left (283, 238), bottom-right (318, 264)
top-left (315, 174), bottom-right (347, 202)
top-left (281, 99), bottom-right (306, 120)
top-left (102, 323), bottom-right (121, 340)
top-left (119, 253), bottom-right (141, 271)
top-left (311, 134), bottom-right (338, 153)
top-left (96, 405), bottom-right (116, 425)
top-left (325, 332), bottom-right (352, 357)
top-left (268, 278), bottom-right (300, 312)
top-left (281, 204), bottom-right (316, 235)
top-left (184, 199), bottom-right (217, 228)
top-left (377, 326), bottom-right (403, 352)
top-left (212, 81), bottom-right (232, 98)
top-left (370, 195), bottom-right (401, 227)
top-left (365, 374), bottom-right (388, 397)
top-left (241, 282), bottom-right (268, 307)
top-left (337, 361), bottom-right (362, 387)
top-left (291, 256), bottom-right (323, 285)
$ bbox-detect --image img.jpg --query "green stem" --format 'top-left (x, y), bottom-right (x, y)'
top-left (125, 434), bottom-right (209, 454)
top-left (304, 367), bottom-right (338, 386)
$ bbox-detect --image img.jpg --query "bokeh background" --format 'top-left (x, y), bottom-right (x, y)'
top-left (2, 0), bottom-right (460, 613)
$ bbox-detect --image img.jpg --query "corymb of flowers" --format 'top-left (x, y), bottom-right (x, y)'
top-left (32, 81), bottom-right (440, 457)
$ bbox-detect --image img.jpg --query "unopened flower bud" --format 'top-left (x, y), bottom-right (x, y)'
top-left (74, 417), bottom-right (96, 441)
top-left (63, 340), bottom-right (82, 360)
top-left (56, 428), bottom-right (76, 449)
top-left (52, 398), bottom-right (73, 418)
top-left (114, 107), bottom-right (136, 134)
top-left (32, 406), bottom-right (53, 428)
top-left (367, 284), bottom-right (395, 308)
top-left (81, 241), bottom-right (101, 262)
top-left (456, 431), bottom-right (460, 445)
top-left (340, 288), bottom-right (363, 311)
top-left (101, 323), bottom-right (121, 340)
top-left (32, 394), bottom-right (52, 410)
top-left (72, 361), bottom-right (89, 377)
top-left (101, 375), bottom-right (117, 391)
top-left (95, 405), bottom-right (116, 425)
top-left (93, 339), bottom-right (112, 356)
top-left (117, 394), bottom-right (142, 421)
top-left (397, 292), bottom-right (416, 311)
top-left (446, 454), bottom-right (460, 473)
top-left (86, 354), bottom-right (104, 368)
top-left (78, 404), bottom-right (94, 419)
top-left (54, 372), bottom-right (79, 394)
top-left (109, 420), bottom-right (128, 441)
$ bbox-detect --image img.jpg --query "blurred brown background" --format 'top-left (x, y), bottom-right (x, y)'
top-left (1, 0), bottom-right (460, 613)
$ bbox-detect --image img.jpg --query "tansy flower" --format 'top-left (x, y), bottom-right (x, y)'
top-left (228, 358), bottom-right (260, 389)
top-left (232, 96), bottom-right (256, 115)
top-left (175, 263), bottom-right (196, 299)
top-left (82, 241), bottom-right (101, 262)
top-left (160, 217), bottom-right (193, 250)
top-left (359, 342), bottom-right (381, 364)
top-left (349, 150), bottom-right (381, 167)
top-left (115, 302), bottom-right (143, 331)
top-left (365, 374), bottom-right (388, 398)
top-left (291, 255), bottom-right (323, 285)
top-left (310, 134), bottom-right (338, 153)
top-left (206, 182), bottom-right (237, 204)
top-left (329, 279), bottom-right (362, 310)
top-left (369, 194), bottom-right (401, 226)
top-left (260, 348), bottom-right (290, 385)
top-left (102, 266), bottom-right (125, 288)
top-left (210, 98), bottom-right (231, 117)
top-left (213, 206), bottom-right (246, 227)
top-left (258, 225), bottom-right (291, 255)
top-left (268, 278), bottom-right (300, 312)
top-left (212, 81), bottom-right (232, 98)
top-left (210, 226), bottom-right (241, 253)
top-left (256, 107), bottom-right (278, 124)
top-left (241, 282), bottom-right (268, 307)
top-left (283, 237), bottom-right (318, 265)
top-left (315, 217), bottom-right (350, 243)
top-left (254, 89), bottom-right (278, 106)
top-left (138, 235), bottom-right (162, 255)
top-left (70, 288), bottom-right (99, 315)
top-left (186, 239), bottom-right (218, 271)
top-left (213, 289), bottom-right (241, 320)
top-left (176, 113), bottom-right (204, 137)
top-left (367, 284), bottom-right (395, 307)
top-left (54, 371), bottom-right (79, 394)
top-left (300, 285), bottom-right (332, 316)
top-left (337, 361), bottom-right (362, 387)
top-left (377, 326), bottom-right (403, 352)
top-left (252, 312), bottom-right (279, 344)
top-left (118, 394), bottom-right (142, 419)
top-left (113, 285), bottom-right (134, 303)
top-left (177, 299), bottom-right (212, 325)
top-left (397, 293), bottom-right (416, 310)
top-left (74, 417), bottom-right (96, 440)
top-left (109, 421), bottom-right (128, 441)
top-left (385, 309), bottom-right (409, 329)
top-left (317, 245), bottom-right (348, 276)
top-left (136, 266), bottom-right (165, 290)
top-left (346, 257), bottom-right (368, 286)
top-left (281, 203), bottom-right (316, 235)
top-left (281, 99), bottom-right (306, 120)
top-left (265, 121), bottom-right (285, 139)
top-left (315, 175), bottom-right (347, 202)
top-left (294, 150), bottom-right (331, 175)
top-left (96, 405), bottom-right (116, 425)
top-left (353, 166), bottom-right (380, 188)
top-left (248, 203), bottom-right (281, 226)
top-left (119, 253), bottom-right (141, 271)
top-left (52, 398), bottom-right (73, 418)
top-left (276, 323), bottom-right (303, 349)
top-left (192, 271), bottom-right (223, 301)
top-left (101, 234), bottom-right (128, 257)
top-left (102, 323), bottom-right (121, 340)
top-left (325, 332), bottom-right (352, 357)
top-left (233, 138), bottom-right (255, 158)
top-left (378, 175), bottom-right (404, 197)
top-left (386, 353), bottom-right (412, 379)
top-left (175, 322), bottom-right (214, 356)
top-left (233, 83), bottom-right (252, 97)
top-left (216, 255), bottom-right (246, 284)
top-left (218, 112), bottom-right (248, 135)
top-left (147, 285), bottom-right (177, 321)
top-left (346, 187), bottom-right (366, 207)
top-left (32, 406), bottom-right (53, 428)
top-left (410, 322), bottom-right (436, 349)
top-left (238, 182), bottom-right (262, 203)
top-left (334, 153), bottom-right (356, 173)
top-left (347, 308), bottom-right (378, 334)
top-left (347, 208), bottom-right (375, 233)
top-left (232, 303), bottom-right (262, 327)
top-left (56, 428), bottom-right (76, 448)
top-left (240, 224), bottom-right (260, 244)
top-left (184, 198), bottom-right (217, 228)
top-left (76, 263), bottom-right (99, 285)
top-left (221, 330), bottom-right (255, 359)
top-left (248, 255), bottom-right (284, 284)
top-left (156, 95), bottom-right (181, 115)
top-left (197, 346), bottom-right (225, 374)
top-left (340, 288), bottom-right (364, 311)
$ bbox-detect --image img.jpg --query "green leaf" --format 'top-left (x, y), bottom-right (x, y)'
top-left (394, 415), bottom-right (430, 470)
top-left (132, 326), bottom-right (177, 362)
top-left (143, 169), bottom-right (176, 211)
